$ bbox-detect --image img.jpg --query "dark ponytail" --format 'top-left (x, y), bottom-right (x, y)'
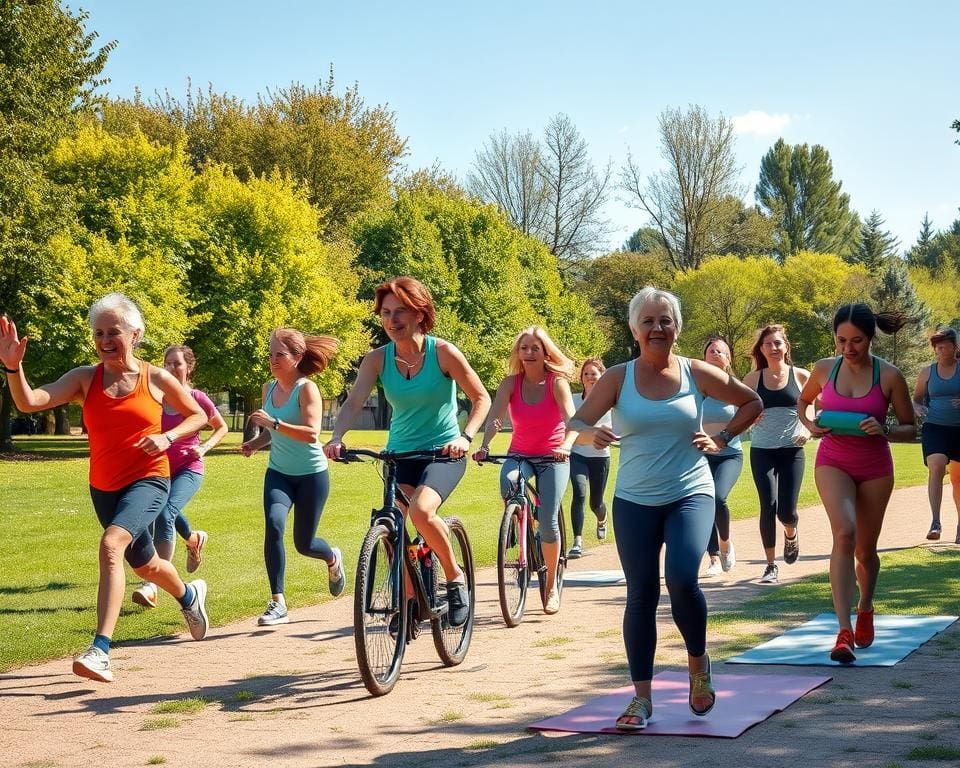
top-left (833, 303), bottom-right (906, 339)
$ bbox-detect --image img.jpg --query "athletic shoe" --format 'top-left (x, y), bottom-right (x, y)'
top-left (567, 543), bottom-right (583, 559)
top-left (446, 581), bottom-right (469, 627)
top-left (132, 582), bottom-right (158, 609)
top-left (328, 547), bottom-right (346, 597)
top-left (257, 600), bottom-right (289, 626)
top-left (830, 628), bottom-right (856, 663)
top-left (720, 541), bottom-right (736, 572)
top-left (783, 532), bottom-right (800, 564)
top-left (181, 579), bottom-right (209, 640)
top-left (596, 514), bottom-right (608, 540)
top-left (704, 559), bottom-right (723, 577)
top-left (926, 522), bottom-right (941, 540)
top-left (855, 609), bottom-right (875, 648)
top-left (72, 645), bottom-right (113, 683)
top-left (186, 530), bottom-right (208, 574)
top-left (544, 587), bottom-right (561, 615)
top-left (760, 562), bottom-right (779, 584)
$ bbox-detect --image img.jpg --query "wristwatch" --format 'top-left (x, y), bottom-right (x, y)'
top-left (272, 418), bottom-right (281, 431)
top-left (717, 429), bottom-right (734, 445)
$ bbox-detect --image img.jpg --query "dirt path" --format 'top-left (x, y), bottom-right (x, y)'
top-left (3, 484), bottom-right (959, 768)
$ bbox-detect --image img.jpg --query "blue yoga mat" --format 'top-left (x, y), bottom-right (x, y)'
top-left (563, 570), bottom-right (626, 585)
top-left (727, 613), bottom-right (957, 667)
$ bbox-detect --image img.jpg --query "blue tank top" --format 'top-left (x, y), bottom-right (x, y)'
top-left (925, 362), bottom-right (960, 426)
top-left (612, 357), bottom-right (714, 505)
top-left (701, 397), bottom-right (742, 456)
top-left (264, 379), bottom-right (328, 476)
top-left (380, 335), bottom-right (460, 451)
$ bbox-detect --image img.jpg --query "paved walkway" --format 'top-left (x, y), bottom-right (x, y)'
top-left (3, 484), bottom-right (959, 768)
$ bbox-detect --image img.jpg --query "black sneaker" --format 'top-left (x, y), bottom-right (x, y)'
top-left (446, 581), bottom-right (469, 627)
top-left (567, 543), bottom-right (583, 559)
top-left (783, 532), bottom-right (799, 564)
top-left (760, 562), bottom-right (779, 584)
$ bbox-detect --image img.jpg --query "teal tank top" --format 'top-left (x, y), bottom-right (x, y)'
top-left (264, 379), bottom-right (328, 476)
top-left (380, 336), bottom-right (460, 451)
top-left (612, 357), bottom-right (714, 505)
top-left (925, 362), bottom-right (960, 427)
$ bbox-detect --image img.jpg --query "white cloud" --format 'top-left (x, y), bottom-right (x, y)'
top-left (732, 110), bottom-right (793, 137)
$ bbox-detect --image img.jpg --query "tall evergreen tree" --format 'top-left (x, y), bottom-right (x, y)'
top-left (905, 213), bottom-right (940, 269)
top-left (871, 256), bottom-right (931, 376)
top-left (851, 210), bottom-right (900, 273)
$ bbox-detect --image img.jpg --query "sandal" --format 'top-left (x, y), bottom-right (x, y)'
top-left (615, 695), bottom-right (652, 730)
top-left (689, 655), bottom-right (716, 716)
top-left (596, 512), bottom-right (608, 541)
top-left (926, 522), bottom-right (941, 541)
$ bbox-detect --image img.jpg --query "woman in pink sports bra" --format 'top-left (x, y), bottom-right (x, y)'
top-left (798, 303), bottom-right (915, 664)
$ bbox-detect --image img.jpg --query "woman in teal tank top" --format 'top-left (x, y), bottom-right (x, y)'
top-left (324, 277), bottom-right (491, 627)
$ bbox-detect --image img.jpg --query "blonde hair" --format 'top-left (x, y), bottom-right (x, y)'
top-left (507, 326), bottom-right (575, 379)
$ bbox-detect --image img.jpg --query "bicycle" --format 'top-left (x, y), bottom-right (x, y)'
top-left (339, 448), bottom-right (476, 696)
top-left (476, 454), bottom-right (567, 627)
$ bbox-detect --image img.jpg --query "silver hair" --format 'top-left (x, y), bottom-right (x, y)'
top-left (88, 293), bottom-right (145, 335)
top-left (628, 286), bottom-right (683, 336)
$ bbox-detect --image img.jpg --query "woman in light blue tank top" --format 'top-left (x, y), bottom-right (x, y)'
top-left (913, 326), bottom-right (960, 542)
top-left (324, 277), bottom-right (491, 627)
top-left (568, 287), bottom-right (761, 731)
top-left (241, 328), bottom-right (346, 627)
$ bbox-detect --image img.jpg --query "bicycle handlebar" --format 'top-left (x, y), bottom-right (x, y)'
top-left (475, 453), bottom-right (566, 465)
top-left (337, 447), bottom-right (451, 463)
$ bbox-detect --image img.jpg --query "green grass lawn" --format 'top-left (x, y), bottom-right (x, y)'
top-left (0, 432), bottom-right (934, 671)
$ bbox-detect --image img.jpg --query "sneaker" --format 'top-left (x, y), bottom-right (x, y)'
top-left (830, 628), bottom-right (856, 663)
top-left (446, 581), bottom-right (469, 627)
top-left (760, 562), bottom-right (779, 584)
top-left (186, 530), bottom-right (208, 574)
top-left (72, 645), bottom-right (113, 683)
top-left (328, 547), bottom-right (346, 597)
top-left (926, 522), bottom-right (941, 540)
top-left (704, 559), bottom-right (723, 577)
top-left (783, 532), bottom-right (799, 564)
top-left (596, 514), bottom-right (607, 541)
top-left (257, 599), bottom-right (289, 626)
top-left (544, 587), bottom-right (561, 615)
top-left (132, 582), bottom-right (158, 609)
top-left (720, 541), bottom-right (736, 572)
top-left (181, 579), bottom-right (209, 640)
top-left (855, 609), bottom-right (875, 648)
top-left (567, 543), bottom-right (583, 559)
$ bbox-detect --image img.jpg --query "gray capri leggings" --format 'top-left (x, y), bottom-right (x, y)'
top-left (499, 458), bottom-right (570, 544)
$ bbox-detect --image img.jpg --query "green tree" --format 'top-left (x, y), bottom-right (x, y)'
top-left (851, 210), bottom-right (900, 273)
top-left (905, 213), bottom-right (939, 270)
top-left (871, 256), bottom-right (932, 377)
top-left (755, 139), bottom-right (859, 260)
top-left (910, 264), bottom-right (960, 330)
top-left (623, 226), bottom-right (665, 253)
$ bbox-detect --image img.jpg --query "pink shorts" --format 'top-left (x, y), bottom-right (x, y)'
top-left (815, 435), bottom-right (893, 483)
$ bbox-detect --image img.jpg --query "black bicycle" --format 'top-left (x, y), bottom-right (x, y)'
top-left (476, 454), bottom-right (567, 627)
top-left (340, 448), bottom-right (476, 696)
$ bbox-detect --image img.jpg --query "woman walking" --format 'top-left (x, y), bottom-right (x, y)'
top-left (798, 303), bottom-right (915, 662)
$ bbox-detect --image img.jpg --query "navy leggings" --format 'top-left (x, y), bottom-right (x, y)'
top-left (749, 446), bottom-right (804, 549)
top-left (613, 493), bottom-right (714, 682)
top-left (263, 468), bottom-right (332, 594)
top-left (570, 453), bottom-right (609, 537)
top-left (705, 453), bottom-right (743, 555)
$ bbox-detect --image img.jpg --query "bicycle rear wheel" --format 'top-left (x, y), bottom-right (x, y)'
top-left (497, 503), bottom-right (528, 627)
top-left (354, 523), bottom-right (406, 696)
top-left (431, 517), bottom-right (475, 666)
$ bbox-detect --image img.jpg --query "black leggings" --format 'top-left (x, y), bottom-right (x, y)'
top-left (750, 446), bottom-right (804, 550)
top-left (570, 453), bottom-right (610, 537)
top-left (705, 452), bottom-right (743, 555)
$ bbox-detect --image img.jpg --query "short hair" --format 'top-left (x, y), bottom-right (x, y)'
top-left (750, 325), bottom-right (792, 370)
top-left (163, 345), bottom-right (197, 377)
top-left (373, 276), bottom-right (436, 333)
top-left (579, 357), bottom-right (606, 385)
top-left (88, 293), bottom-right (145, 336)
top-left (929, 327), bottom-right (958, 347)
top-left (628, 286), bottom-right (683, 336)
top-left (270, 328), bottom-right (339, 376)
top-left (702, 336), bottom-right (733, 374)
top-left (507, 326), bottom-right (575, 379)
top-left (833, 303), bottom-right (907, 339)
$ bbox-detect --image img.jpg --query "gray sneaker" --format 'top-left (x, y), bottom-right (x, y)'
top-left (181, 579), bottom-right (209, 640)
top-left (783, 532), bottom-right (799, 565)
top-left (257, 599), bottom-right (289, 626)
top-left (72, 645), bottom-right (113, 683)
top-left (760, 562), bottom-right (779, 584)
top-left (328, 547), bottom-right (346, 597)
top-left (720, 541), bottom-right (736, 572)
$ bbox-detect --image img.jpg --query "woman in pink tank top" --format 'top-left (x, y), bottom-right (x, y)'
top-left (798, 303), bottom-right (915, 664)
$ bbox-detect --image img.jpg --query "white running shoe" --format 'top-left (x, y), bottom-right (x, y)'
top-left (72, 645), bottom-right (113, 683)
top-left (132, 582), bottom-right (158, 609)
top-left (328, 547), bottom-right (346, 597)
top-left (181, 580), bottom-right (209, 640)
top-left (544, 588), bottom-right (561, 615)
top-left (720, 541), bottom-right (736, 572)
top-left (186, 530), bottom-right (208, 574)
top-left (257, 599), bottom-right (289, 626)
top-left (760, 563), bottom-right (779, 584)
top-left (704, 559), bottom-right (723, 577)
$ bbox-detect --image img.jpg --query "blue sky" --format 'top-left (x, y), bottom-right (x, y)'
top-left (80, 0), bottom-right (958, 252)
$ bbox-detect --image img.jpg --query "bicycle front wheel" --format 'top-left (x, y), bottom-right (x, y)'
top-left (354, 523), bottom-right (406, 696)
top-left (431, 517), bottom-right (475, 666)
top-left (497, 503), bottom-right (528, 627)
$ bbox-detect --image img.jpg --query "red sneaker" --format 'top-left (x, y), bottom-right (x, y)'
top-left (855, 609), bottom-right (875, 648)
top-left (830, 628), bottom-right (856, 663)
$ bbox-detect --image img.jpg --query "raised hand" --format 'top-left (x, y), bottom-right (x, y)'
top-left (0, 316), bottom-right (28, 371)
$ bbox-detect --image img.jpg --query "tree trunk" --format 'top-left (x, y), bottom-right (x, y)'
top-left (375, 383), bottom-right (391, 430)
top-left (0, 389), bottom-right (13, 452)
top-left (242, 389), bottom-right (259, 441)
top-left (54, 405), bottom-right (71, 434)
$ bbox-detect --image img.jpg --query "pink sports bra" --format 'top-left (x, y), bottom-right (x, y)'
top-left (820, 356), bottom-right (888, 422)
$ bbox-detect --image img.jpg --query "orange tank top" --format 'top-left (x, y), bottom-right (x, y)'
top-left (84, 361), bottom-right (169, 491)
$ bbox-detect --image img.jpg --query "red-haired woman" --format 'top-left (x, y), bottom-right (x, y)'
top-left (242, 328), bottom-right (344, 626)
top-left (324, 277), bottom-right (491, 627)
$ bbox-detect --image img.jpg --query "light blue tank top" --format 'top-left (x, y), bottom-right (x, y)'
top-left (701, 397), bottom-right (742, 456)
top-left (264, 379), bottom-right (328, 476)
top-left (926, 362), bottom-right (960, 426)
top-left (613, 357), bottom-right (714, 506)
top-left (380, 335), bottom-right (460, 451)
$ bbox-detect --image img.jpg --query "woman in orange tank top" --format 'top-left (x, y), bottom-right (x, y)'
top-left (0, 294), bottom-right (210, 684)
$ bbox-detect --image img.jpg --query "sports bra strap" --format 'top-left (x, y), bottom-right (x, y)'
top-left (872, 356), bottom-right (880, 386)
top-left (828, 356), bottom-right (880, 386)
top-left (828, 357), bottom-right (843, 384)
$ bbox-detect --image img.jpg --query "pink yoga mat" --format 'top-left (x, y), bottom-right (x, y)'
top-left (528, 671), bottom-right (831, 737)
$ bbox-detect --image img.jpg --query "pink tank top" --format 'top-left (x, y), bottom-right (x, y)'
top-left (820, 356), bottom-right (889, 450)
top-left (508, 372), bottom-right (566, 455)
